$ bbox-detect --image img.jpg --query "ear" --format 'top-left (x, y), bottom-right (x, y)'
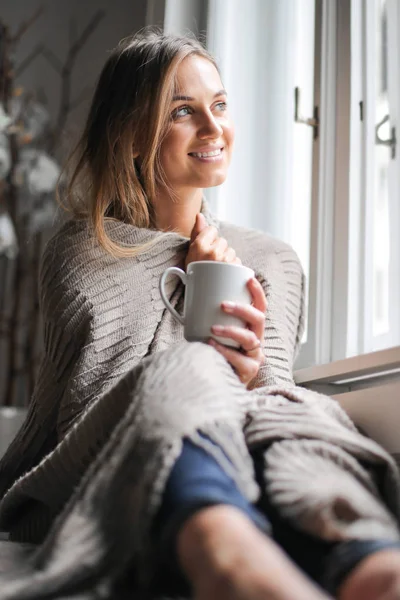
top-left (132, 151), bottom-right (140, 159)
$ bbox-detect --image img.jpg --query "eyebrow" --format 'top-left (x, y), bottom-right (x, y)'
top-left (172, 89), bottom-right (227, 102)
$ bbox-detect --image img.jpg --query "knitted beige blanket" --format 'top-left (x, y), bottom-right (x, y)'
top-left (0, 204), bottom-right (399, 599)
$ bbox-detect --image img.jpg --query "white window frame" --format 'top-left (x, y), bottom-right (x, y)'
top-left (296, 0), bottom-right (337, 368)
top-left (329, 0), bottom-right (364, 362)
top-left (299, 0), bottom-right (370, 367)
top-left (360, 0), bottom-right (400, 353)
top-left (299, 0), bottom-right (400, 367)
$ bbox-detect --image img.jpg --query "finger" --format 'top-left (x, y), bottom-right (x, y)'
top-left (221, 301), bottom-right (265, 342)
top-left (189, 213), bottom-right (208, 243)
top-left (247, 277), bottom-right (267, 313)
top-left (222, 247), bottom-right (236, 263)
top-left (192, 224), bottom-right (219, 248)
top-left (211, 237), bottom-right (229, 261)
top-left (211, 325), bottom-right (261, 354)
top-left (208, 339), bottom-right (259, 385)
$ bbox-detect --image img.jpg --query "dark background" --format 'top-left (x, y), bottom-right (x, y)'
top-left (0, 0), bottom-right (150, 407)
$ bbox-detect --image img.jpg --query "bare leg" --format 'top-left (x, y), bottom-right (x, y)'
top-left (177, 505), bottom-right (331, 600)
top-left (338, 550), bottom-right (400, 600)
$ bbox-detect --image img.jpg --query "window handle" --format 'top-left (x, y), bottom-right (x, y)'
top-left (294, 87), bottom-right (319, 140)
top-left (375, 114), bottom-right (396, 159)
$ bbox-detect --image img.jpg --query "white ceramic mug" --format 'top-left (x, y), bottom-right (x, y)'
top-left (159, 260), bottom-right (254, 348)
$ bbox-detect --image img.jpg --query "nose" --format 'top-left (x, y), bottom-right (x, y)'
top-left (197, 110), bottom-right (223, 140)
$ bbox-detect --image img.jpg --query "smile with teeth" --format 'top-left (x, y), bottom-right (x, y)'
top-left (189, 148), bottom-right (223, 158)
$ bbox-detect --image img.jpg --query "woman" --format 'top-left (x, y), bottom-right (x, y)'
top-left (0, 30), bottom-right (399, 600)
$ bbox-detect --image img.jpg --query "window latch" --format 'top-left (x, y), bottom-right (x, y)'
top-left (375, 114), bottom-right (396, 159)
top-left (294, 87), bottom-right (319, 140)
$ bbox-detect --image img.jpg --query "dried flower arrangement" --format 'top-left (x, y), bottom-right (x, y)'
top-left (0, 7), bottom-right (104, 406)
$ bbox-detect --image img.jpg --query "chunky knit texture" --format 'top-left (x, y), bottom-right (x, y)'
top-left (0, 204), bottom-right (399, 598)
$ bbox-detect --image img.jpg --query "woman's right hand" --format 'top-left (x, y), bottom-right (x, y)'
top-left (185, 213), bottom-right (241, 270)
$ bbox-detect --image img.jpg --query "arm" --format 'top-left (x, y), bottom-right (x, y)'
top-left (250, 245), bottom-right (305, 389)
top-left (216, 221), bottom-right (306, 389)
top-left (280, 248), bottom-right (306, 366)
top-left (0, 234), bottom-right (90, 499)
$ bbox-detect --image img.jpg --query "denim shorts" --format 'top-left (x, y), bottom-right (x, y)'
top-left (152, 438), bottom-right (400, 597)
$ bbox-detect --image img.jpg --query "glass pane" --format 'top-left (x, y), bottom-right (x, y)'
top-left (208, 0), bottom-right (315, 348)
top-left (291, 0), bottom-right (316, 343)
top-left (372, 0), bottom-right (390, 338)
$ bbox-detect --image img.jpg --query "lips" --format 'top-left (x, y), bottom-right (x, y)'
top-left (189, 147), bottom-right (223, 158)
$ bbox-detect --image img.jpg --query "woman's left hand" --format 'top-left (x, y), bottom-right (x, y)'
top-left (208, 277), bottom-right (266, 388)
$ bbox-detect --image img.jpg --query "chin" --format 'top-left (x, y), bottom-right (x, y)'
top-left (199, 172), bottom-right (228, 189)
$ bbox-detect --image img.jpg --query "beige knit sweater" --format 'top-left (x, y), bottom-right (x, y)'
top-left (0, 204), bottom-right (399, 598)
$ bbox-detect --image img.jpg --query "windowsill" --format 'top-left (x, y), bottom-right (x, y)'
top-left (294, 346), bottom-right (400, 392)
top-left (295, 347), bottom-right (400, 458)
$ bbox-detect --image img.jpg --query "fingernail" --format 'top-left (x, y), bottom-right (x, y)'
top-left (222, 301), bottom-right (235, 311)
top-left (211, 325), bottom-right (224, 334)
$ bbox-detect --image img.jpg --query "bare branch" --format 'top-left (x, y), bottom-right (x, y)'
top-left (69, 84), bottom-right (93, 112)
top-left (69, 17), bottom-right (78, 47)
top-left (11, 5), bottom-right (45, 45)
top-left (40, 47), bottom-right (63, 74)
top-left (0, 22), bottom-right (14, 107)
top-left (47, 9), bottom-right (105, 153)
top-left (67, 10), bottom-right (105, 64)
top-left (14, 43), bottom-right (44, 77)
top-left (15, 44), bottom-right (63, 78)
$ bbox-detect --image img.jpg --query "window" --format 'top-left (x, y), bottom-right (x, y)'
top-left (207, 0), bottom-right (317, 347)
top-left (290, 0), bottom-right (317, 344)
top-left (361, 0), bottom-right (400, 353)
top-left (302, 0), bottom-right (400, 366)
top-left (207, 0), bottom-right (326, 365)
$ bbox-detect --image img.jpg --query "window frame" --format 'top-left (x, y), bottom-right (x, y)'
top-left (360, 0), bottom-right (400, 354)
top-left (297, 0), bottom-right (400, 369)
top-left (295, 0), bottom-right (337, 368)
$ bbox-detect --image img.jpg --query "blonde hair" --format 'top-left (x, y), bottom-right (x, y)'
top-left (60, 29), bottom-right (218, 257)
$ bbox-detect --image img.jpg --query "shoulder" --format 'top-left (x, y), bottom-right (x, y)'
top-left (39, 219), bottom-right (124, 333)
top-left (42, 219), bottom-right (106, 271)
top-left (38, 218), bottom-right (152, 332)
top-left (219, 221), bottom-right (303, 272)
top-left (40, 218), bottom-right (126, 290)
top-left (38, 221), bottom-right (97, 337)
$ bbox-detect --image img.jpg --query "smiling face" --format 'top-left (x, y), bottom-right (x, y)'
top-left (157, 54), bottom-right (235, 199)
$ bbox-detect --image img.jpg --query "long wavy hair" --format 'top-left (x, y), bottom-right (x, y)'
top-left (60, 29), bottom-right (218, 256)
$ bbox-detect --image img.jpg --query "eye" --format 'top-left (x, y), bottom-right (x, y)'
top-left (172, 105), bottom-right (192, 119)
top-left (214, 101), bottom-right (228, 111)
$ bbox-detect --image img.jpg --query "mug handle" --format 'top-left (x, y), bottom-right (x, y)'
top-left (159, 267), bottom-right (187, 325)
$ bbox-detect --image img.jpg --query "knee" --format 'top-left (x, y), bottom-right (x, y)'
top-left (136, 341), bottom-right (240, 429)
top-left (337, 549), bottom-right (400, 600)
top-left (169, 340), bottom-right (219, 363)
top-left (152, 341), bottom-right (228, 386)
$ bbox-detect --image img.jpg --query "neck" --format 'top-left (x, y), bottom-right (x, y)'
top-left (152, 188), bottom-right (203, 238)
